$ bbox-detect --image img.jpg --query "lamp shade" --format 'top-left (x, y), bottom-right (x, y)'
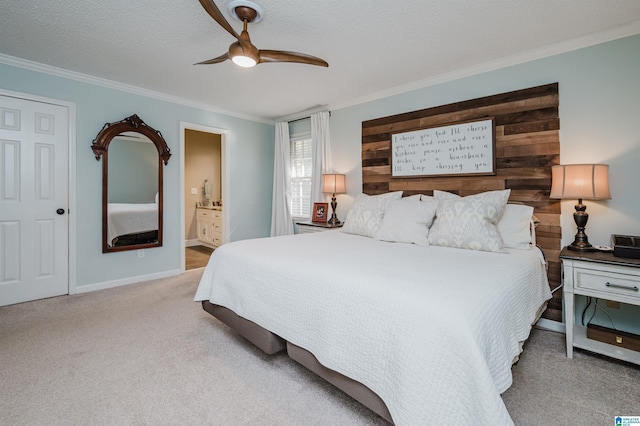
top-left (550, 164), bottom-right (611, 200)
top-left (322, 174), bottom-right (346, 194)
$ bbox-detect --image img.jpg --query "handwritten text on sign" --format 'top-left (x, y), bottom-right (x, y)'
top-left (391, 119), bottom-right (495, 177)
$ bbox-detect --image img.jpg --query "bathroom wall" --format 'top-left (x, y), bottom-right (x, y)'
top-left (184, 129), bottom-right (222, 242)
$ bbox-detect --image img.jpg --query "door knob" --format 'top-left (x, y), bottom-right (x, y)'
top-left (56, 208), bottom-right (65, 215)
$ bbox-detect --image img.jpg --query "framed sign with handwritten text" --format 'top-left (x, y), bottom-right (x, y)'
top-left (391, 118), bottom-right (495, 177)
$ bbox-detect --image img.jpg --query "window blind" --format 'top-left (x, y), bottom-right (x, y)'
top-left (290, 135), bottom-right (312, 218)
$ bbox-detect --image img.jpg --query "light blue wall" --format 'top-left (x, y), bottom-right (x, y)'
top-left (0, 63), bottom-right (275, 289)
top-left (108, 138), bottom-right (158, 203)
top-left (330, 34), bottom-right (640, 331)
top-left (331, 34), bottom-right (640, 249)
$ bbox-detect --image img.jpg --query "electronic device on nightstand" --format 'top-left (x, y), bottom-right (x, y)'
top-left (612, 234), bottom-right (640, 259)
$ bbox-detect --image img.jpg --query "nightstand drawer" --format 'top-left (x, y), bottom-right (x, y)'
top-left (575, 269), bottom-right (640, 300)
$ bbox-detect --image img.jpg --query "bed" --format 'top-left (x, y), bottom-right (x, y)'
top-left (194, 190), bottom-right (552, 424)
top-left (107, 202), bottom-right (158, 247)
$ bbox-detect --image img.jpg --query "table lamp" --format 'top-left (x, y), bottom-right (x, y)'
top-left (322, 174), bottom-right (346, 225)
top-left (550, 164), bottom-right (611, 251)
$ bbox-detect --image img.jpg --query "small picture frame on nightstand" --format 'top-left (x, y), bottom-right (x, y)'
top-left (312, 203), bottom-right (328, 223)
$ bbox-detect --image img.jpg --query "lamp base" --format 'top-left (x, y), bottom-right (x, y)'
top-left (328, 194), bottom-right (340, 226)
top-left (567, 241), bottom-right (597, 252)
top-left (568, 199), bottom-right (596, 252)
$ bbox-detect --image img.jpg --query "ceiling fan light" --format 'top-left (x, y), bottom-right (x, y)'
top-left (232, 55), bottom-right (257, 67)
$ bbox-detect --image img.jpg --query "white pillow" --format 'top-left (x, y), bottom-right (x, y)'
top-left (428, 189), bottom-right (510, 253)
top-left (374, 197), bottom-right (437, 246)
top-left (341, 191), bottom-right (403, 238)
top-left (498, 204), bottom-right (534, 250)
top-left (406, 194), bottom-right (435, 202)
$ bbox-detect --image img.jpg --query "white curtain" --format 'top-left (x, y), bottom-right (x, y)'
top-left (270, 122), bottom-right (294, 237)
top-left (309, 111), bottom-right (333, 206)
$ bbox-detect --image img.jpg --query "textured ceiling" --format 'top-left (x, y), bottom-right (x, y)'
top-left (1, 0), bottom-right (640, 121)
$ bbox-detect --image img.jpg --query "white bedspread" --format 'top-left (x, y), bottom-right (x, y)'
top-left (107, 203), bottom-right (158, 246)
top-left (194, 231), bottom-right (551, 425)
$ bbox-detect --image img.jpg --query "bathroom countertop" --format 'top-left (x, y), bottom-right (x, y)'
top-left (196, 204), bottom-right (222, 211)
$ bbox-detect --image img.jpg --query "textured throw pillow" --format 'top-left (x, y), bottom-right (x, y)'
top-left (341, 191), bottom-right (403, 238)
top-left (374, 197), bottom-right (437, 246)
top-left (498, 204), bottom-right (534, 250)
top-left (428, 189), bottom-right (510, 252)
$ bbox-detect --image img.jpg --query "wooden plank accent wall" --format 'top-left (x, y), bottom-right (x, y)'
top-left (361, 83), bottom-right (562, 321)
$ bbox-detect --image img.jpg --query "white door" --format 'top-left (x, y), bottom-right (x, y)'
top-left (0, 95), bottom-right (69, 306)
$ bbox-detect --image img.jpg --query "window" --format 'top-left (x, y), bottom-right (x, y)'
top-left (290, 134), bottom-right (312, 218)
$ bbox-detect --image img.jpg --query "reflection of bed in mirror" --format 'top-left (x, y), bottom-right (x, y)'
top-left (107, 201), bottom-right (158, 247)
top-left (106, 135), bottom-right (159, 248)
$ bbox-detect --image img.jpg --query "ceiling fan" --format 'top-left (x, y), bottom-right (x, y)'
top-left (196, 0), bottom-right (329, 68)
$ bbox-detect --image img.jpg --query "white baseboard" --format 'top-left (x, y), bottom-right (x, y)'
top-left (185, 239), bottom-right (200, 247)
top-left (74, 269), bottom-right (182, 294)
top-left (535, 318), bottom-right (566, 334)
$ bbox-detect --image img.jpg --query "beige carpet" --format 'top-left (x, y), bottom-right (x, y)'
top-left (1, 270), bottom-right (638, 425)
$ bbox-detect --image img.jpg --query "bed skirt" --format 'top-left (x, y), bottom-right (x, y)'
top-left (201, 301), bottom-right (394, 423)
top-left (201, 301), bottom-right (286, 355)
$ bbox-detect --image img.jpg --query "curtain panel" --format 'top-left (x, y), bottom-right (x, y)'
top-left (270, 122), bottom-right (294, 236)
top-left (309, 111), bottom-right (333, 206)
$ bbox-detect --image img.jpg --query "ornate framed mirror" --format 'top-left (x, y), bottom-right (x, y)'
top-left (92, 114), bottom-right (171, 253)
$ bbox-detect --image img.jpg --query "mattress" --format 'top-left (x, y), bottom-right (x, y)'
top-left (194, 231), bottom-right (551, 424)
top-left (107, 202), bottom-right (158, 246)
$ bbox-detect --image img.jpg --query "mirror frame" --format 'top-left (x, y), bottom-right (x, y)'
top-left (91, 114), bottom-right (171, 253)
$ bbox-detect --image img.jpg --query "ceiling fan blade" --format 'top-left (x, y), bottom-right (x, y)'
top-left (259, 50), bottom-right (329, 67)
top-left (195, 52), bottom-right (230, 65)
top-left (199, 0), bottom-right (240, 40)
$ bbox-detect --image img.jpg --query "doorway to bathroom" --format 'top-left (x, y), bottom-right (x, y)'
top-left (180, 122), bottom-right (228, 271)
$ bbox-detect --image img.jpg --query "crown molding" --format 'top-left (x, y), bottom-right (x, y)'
top-left (275, 105), bottom-right (329, 123)
top-left (0, 53), bottom-right (274, 125)
top-left (328, 20), bottom-right (640, 112)
top-left (3, 19), bottom-right (638, 124)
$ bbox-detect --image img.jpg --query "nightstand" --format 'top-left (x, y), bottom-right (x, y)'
top-left (296, 221), bottom-right (344, 234)
top-left (560, 247), bottom-right (640, 365)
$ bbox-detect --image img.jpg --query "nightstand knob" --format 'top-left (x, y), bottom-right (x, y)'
top-left (616, 336), bottom-right (623, 344)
